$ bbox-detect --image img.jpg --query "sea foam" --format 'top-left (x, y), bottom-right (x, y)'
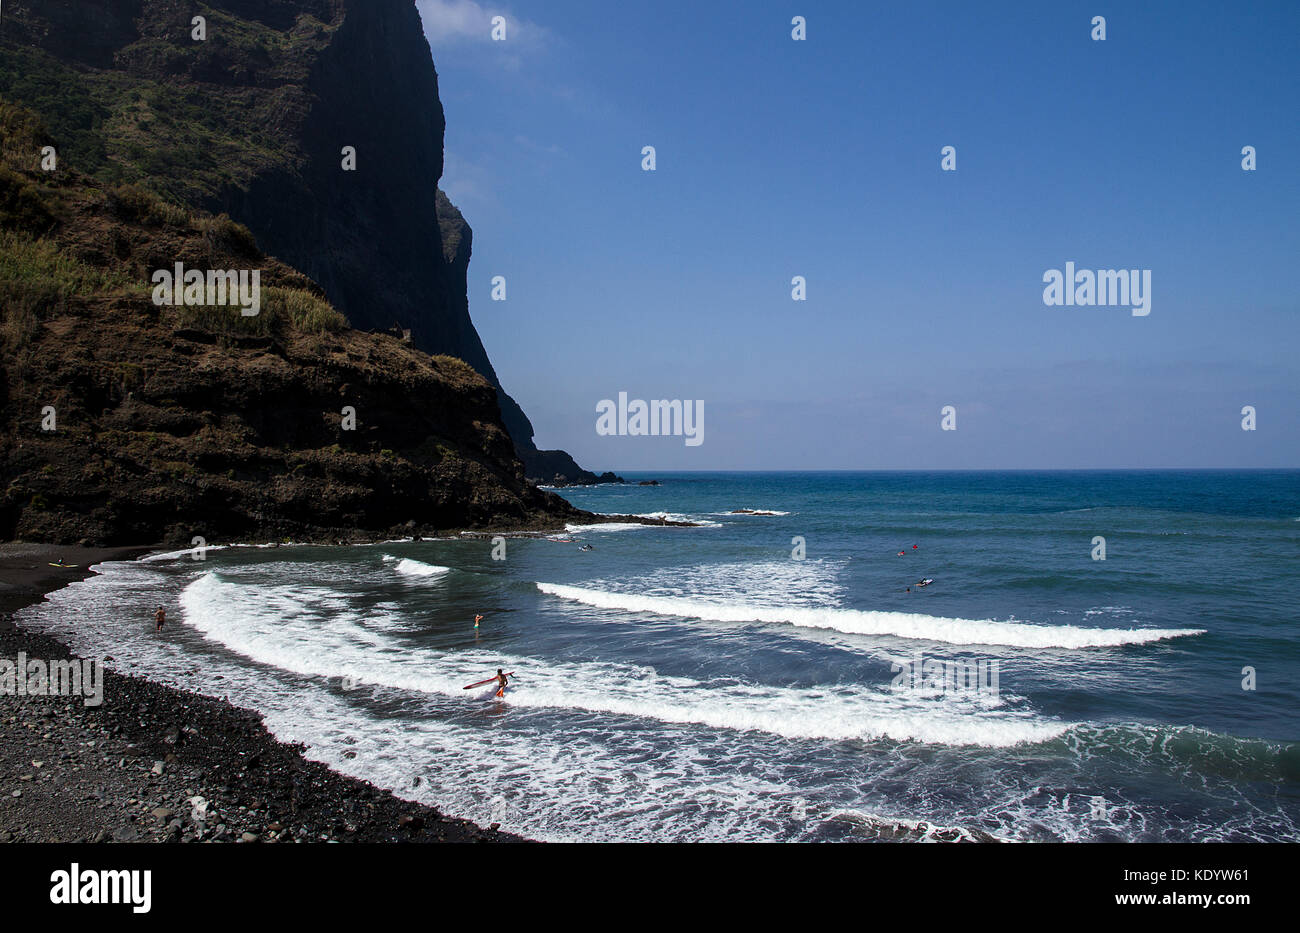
top-left (175, 572), bottom-right (1067, 747)
top-left (535, 582), bottom-right (1205, 649)
top-left (382, 555), bottom-right (451, 578)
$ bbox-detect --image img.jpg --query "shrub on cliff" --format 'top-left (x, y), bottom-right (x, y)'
top-left (195, 213), bottom-right (260, 258)
top-left (0, 166), bottom-right (55, 233)
top-left (265, 286), bottom-right (348, 334)
top-left (430, 354), bottom-right (482, 388)
top-left (106, 183), bottom-right (189, 228)
top-left (0, 230), bottom-right (137, 348)
top-left (171, 285), bottom-right (347, 338)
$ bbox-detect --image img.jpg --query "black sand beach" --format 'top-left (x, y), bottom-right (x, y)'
top-left (0, 543), bottom-right (528, 844)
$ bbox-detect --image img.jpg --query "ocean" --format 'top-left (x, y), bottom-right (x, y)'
top-left (17, 471), bottom-right (1300, 842)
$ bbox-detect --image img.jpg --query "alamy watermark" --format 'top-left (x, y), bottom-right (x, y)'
top-left (50, 864), bottom-right (150, 913)
top-left (152, 262), bottom-right (261, 316)
top-left (1, 652), bottom-right (104, 707)
top-left (890, 653), bottom-right (999, 698)
top-left (595, 392), bottom-right (703, 447)
top-left (1042, 262), bottom-right (1150, 316)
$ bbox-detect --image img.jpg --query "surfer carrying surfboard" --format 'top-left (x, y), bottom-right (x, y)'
top-left (463, 669), bottom-right (516, 696)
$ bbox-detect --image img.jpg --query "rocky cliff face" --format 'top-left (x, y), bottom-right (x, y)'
top-left (434, 190), bottom-right (617, 485)
top-left (0, 98), bottom-right (586, 544)
top-left (0, 0), bottom-right (610, 484)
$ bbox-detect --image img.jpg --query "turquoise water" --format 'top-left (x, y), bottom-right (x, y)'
top-left (19, 470), bottom-right (1300, 841)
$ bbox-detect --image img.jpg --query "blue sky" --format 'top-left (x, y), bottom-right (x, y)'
top-left (416, 0), bottom-right (1299, 471)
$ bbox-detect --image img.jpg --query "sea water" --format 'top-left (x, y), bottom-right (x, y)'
top-left (18, 471), bottom-right (1300, 841)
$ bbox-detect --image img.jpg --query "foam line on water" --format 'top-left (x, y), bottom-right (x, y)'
top-left (140, 545), bottom-right (229, 562)
top-left (565, 522), bottom-right (649, 533)
top-left (535, 582), bottom-right (1205, 649)
top-left (636, 511), bottom-right (722, 526)
top-left (711, 508), bottom-right (791, 516)
top-left (177, 572), bottom-right (1068, 747)
top-left (382, 555), bottom-right (451, 578)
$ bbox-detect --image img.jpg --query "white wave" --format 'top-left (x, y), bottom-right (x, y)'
top-left (636, 511), bottom-right (722, 526)
top-left (566, 513), bottom-right (720, 532)
top-left (25, 560), bottom-right (1284, 844)
top-left (382, 555), bottom-right (451, 578)
top-left (141, 541), bottom-right (334, 563)
top-left (716, 508), bottom-right (791, 516)
top-left (175, 573), bottom-right (1065, 747)
top-left (535, 583), bottom-right (1205, 649)
top-left (826, 808), bottom-right (1013, 842)
top-left (140, 545), bottom-right (229, 562)
top-left (230, 541), bottom-right (312, 549)
top-left (565, 522), bottom-right (648, 533)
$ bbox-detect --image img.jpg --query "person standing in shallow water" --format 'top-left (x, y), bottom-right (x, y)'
top-left (154, 606), bottom-right (166, 632)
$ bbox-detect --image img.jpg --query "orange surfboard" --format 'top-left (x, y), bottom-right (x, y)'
top-left (464, 672), bottom-right (513, 690)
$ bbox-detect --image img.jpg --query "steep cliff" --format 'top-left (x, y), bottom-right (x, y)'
top-left (0, 0), bottom-right (609, 483)
top-left (0, 98), bottom-right (586, 544)
top-left (435, 189), bottom-right (619, 485)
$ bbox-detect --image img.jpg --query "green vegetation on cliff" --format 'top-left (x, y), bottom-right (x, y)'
top-left (0, 96), bottom-right (580, 545)
top-left (0, 1), bottom-right (607, 485)
top-left (0, 5), bottom-right (336, 206)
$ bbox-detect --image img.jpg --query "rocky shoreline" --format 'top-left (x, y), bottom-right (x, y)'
top-left (0, 543), bottom-right (532, 844)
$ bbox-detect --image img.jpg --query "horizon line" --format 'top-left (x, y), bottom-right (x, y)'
top-left (592, 467), bottom-right (1300, 474)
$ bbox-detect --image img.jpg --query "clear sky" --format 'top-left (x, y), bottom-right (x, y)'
top-left (415, 0), bottom-right (1299, 471)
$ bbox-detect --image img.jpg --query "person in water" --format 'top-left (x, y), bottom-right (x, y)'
top-left (154, 606), bottom-right (166, 632)
top-left (474, 614), bottom-right (483, 630)
top-left (494, 668), bottom-right (510, 698)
